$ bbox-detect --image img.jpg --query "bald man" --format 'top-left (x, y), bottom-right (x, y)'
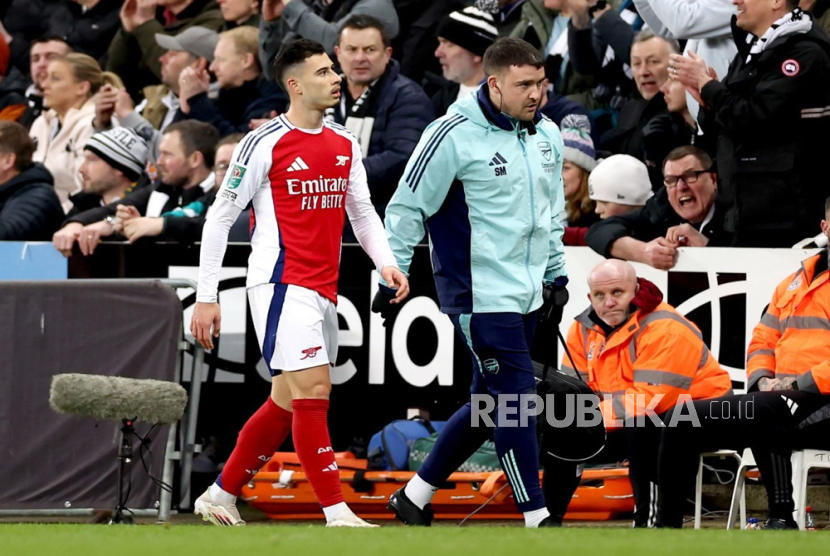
top-left (541, 260), bottom-right (731, 527)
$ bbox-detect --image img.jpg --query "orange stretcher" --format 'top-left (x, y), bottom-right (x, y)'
top-left (241, 452), bottom-right (634, 521)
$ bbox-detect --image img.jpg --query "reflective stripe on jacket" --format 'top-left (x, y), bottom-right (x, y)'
top-left (747, 251), bottom-right (830, 393)
top-left (562, 302), bottom-right (732, 427)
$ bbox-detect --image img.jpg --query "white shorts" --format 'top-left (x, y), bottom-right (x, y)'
top-left (248, 283), bottom-right (338, 374)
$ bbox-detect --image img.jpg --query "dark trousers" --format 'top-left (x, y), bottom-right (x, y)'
top-left (542, 414), bottom-right (664, 526)
top-left (658, 391), bottom-right (830, 527)
top-left (417, 312), bottom-right (546, 513)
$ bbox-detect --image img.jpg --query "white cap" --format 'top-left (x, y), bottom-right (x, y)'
top-left (588, 154), bottom-right (653, 206)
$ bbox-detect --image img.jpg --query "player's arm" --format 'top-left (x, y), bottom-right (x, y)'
top-left (384, 118), bottom-right (462, 275)
top-left (192, 138), bottom-right (267, 349)
top-left (546, 129), bottom-right (567, 284)
top-left (345, 139), bottom-right (408, 301)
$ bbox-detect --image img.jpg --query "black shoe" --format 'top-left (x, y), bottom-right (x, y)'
top-left (763, 517), bottom-right (799, 530)
top-left (538, 517), bottom-right (562, 527)
top-left (388, 487), bottom-right (434, 526)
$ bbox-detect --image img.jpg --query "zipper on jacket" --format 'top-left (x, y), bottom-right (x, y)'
top-left (519, 131), bottom-right (537, 314)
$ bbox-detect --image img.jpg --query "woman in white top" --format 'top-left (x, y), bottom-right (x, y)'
top-left (30, 53), bottom-right (122, 213)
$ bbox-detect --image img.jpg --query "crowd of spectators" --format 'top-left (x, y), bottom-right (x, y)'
top-left (0, 0), bottom-right (827, 262)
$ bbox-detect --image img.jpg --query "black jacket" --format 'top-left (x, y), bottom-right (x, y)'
top-left (699, 18), bottom-right (830, 247)
top-left (65, 181), bottom-right (209, 226)
top-left (586, 187), bottom-right (732, 257)
top-left (183, 76), bottom-right (288, 137)
top-left (0, 66), bottom-right (28, 120)
top-left (423, 72), bottom-right (460, 118)
top-left (0, 163), bottom-right (64, 240)
top-left (601, 93), bottom-right (690, 191)
top-left (48, 0), bottom-right (122, 64)
top-left (332, 60), bottom-right (433, 209)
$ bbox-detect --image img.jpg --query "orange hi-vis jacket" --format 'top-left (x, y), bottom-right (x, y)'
top-left (562, 302), bottom-right (732, 427)
top-left (747, 251), bottom-right (830, 393)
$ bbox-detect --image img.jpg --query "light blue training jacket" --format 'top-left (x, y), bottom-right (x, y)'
top-left (384, 86), bottom-right (567, 315)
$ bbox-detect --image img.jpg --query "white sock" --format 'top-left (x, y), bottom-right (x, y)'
top-left (404, 474), bottom-right (439, 510)
top-left (322, 501), bottom-right (349, 522)
top-left (524, 507), bottom-right (550, 528)
top-left (209, 483), bottom-right (237, 507)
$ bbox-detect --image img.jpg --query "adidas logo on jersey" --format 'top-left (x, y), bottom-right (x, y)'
top-left (287, 156), bottom-right (310, 172)
top-left (489, 152), bottom-right (507, 176)
top-left (322, 463), bottom-right (339, 472)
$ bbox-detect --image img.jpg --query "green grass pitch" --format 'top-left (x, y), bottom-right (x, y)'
top-left (3, 524), bottom-right (829, 556)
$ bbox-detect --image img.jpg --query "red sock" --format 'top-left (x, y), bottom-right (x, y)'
top-left (292, 399), bottom-right (343, 508)
top-left (218, 397), bottom-right (293, 496)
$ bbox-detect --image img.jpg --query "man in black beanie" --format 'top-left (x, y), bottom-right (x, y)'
top-left (428, 6), bottom-right (498, 116)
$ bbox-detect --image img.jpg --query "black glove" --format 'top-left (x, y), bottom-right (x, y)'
top-left (541, 277), bottom-right (569, 326)
top-left (371, 284), bottom-right (401, 327)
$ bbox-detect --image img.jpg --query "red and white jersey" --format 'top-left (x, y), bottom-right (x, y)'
top-left (203, 114), bottom-right (395, 303)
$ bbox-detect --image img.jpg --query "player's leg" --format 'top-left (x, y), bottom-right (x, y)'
top-left (388, 314), bottom-right (496, 525)
top-left (280, 288), bottom-right (377, 527)
top-left (196, 284), bottom-right (296, 526)
top-left (471, 312), bottom-right (551, 526)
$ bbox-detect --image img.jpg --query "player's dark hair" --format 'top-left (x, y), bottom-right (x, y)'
top-left (164, 120), bottom-right (219, 169)
top-left (825, 195), bottom-right (830, 215)
top-left (272, 39), bottom-right (326, 92)
top-left (482, 38), bottom-right (544, 78)
top-left (338, 14), bottom-right (391, 48)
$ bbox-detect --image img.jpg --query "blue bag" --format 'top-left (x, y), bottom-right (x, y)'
top-left (367, 417), bottom-right (446, 471)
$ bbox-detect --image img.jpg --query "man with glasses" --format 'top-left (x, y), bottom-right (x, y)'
top-left (586, 145), bottom-right (732, 270)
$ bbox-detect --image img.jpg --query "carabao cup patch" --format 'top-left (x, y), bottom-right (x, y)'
top-left (538, 141), bottom-right (552, 161)
top-left (781, 59), bottom-right (800, 77)
top-left (226, 164), bottom-right (246, 189)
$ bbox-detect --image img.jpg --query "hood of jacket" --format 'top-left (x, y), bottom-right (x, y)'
top-left (0, 163), bottom-right (54, 203)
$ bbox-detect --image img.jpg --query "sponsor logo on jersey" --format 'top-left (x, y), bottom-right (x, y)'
top-left (226, 164), bottom-right (246, 189)
top-left (538, 141), bottom-right (552, 161)
top-left (317, 446), bottom-right (333, 454)
top-left (219, 189), bottom-right (237, 202)
top-left (300, 346), bottom-right (323, 360)
top-left (335, 155), bottom-right (350, 166)
top-left (322, 463), bottom-right (339, 472)
top-left (287, 177), bottom-right (349, 195)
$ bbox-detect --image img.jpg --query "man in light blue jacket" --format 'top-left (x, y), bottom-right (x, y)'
top-left (377, 37), bottom-right (568, 528)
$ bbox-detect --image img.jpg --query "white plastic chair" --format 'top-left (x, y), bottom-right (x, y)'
top-left (792, 449), bottom-right (830, 529)
top-left (694, 449), bottom-right (743, 529)
top-left (726, 448), bottom-right (755, 529)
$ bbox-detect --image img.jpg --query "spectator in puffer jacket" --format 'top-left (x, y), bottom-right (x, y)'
top-left (328, 15), bottom-right (433, 219)
top-left (177, 25), bottom-right (287, 136)
top-left (0, 121), bottom-right (64, 240)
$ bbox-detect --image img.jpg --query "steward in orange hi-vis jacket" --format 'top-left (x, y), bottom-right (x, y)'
top-left (542, 259), bottom-right (731, 528)
top-left (747, 251), bottom-right (830, 393)
top-left (562, 279), bottom-right (732, 425)
top-left (659, 213), bottom-right (830, 530)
